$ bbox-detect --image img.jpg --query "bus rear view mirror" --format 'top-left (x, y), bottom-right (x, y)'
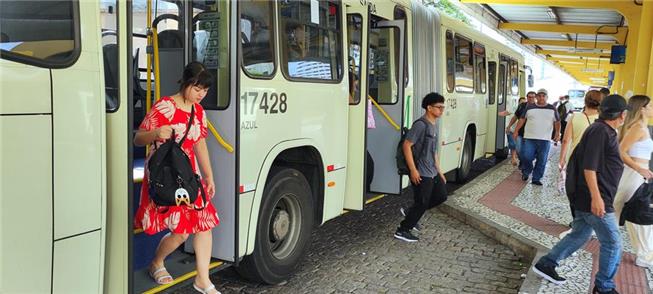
top-left (527, 74), bottom-right (534, 88)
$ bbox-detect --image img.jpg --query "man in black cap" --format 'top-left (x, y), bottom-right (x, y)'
top-left (532, 95), bottom-right (628, 294)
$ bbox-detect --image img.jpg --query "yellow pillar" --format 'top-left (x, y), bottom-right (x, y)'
top-left (634, 1), bottom-right (653, 95)
top-left (621, 10), bottom-right (641, 97)
top-left (647, 1), bottom-right (653, 98)
top-left (612, 65), bottom-right (622, 94)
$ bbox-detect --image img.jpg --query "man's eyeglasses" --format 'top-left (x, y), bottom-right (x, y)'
top-left (430, 105), bottom-right (445, 110)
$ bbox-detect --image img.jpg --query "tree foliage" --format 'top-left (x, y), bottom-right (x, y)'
top-left (423, 0), bottom-right (470, 24)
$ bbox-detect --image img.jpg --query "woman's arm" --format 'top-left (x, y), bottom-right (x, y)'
top-left (134, 126), bottom-right (171, 147)
top-left (559, 117), bottom-right (574, 168)
top-left (194, 138), bottom-right (215, 197)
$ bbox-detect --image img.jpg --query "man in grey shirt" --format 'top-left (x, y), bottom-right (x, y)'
top-left (394, 93), bottom-right (448, 242)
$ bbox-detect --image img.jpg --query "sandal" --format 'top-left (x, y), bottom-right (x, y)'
top-left (149, 266), bottom-right (173, 285)
top-left (193, 283), bottom-right (221, 294)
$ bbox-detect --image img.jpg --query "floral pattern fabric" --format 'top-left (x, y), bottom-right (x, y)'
top-left (135, 96), bottom-right (220, 234)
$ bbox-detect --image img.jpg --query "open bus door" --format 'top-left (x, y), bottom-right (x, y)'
top-left (344, 5), bottom-right (369, 210)
top-left (122, 1), bottom-right (237, 292)
top-left (366, 19), bottom-right (405, 196)
top-left (495, 57), bottom-right (508, 152)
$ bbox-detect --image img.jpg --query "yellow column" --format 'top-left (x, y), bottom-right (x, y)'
top-left (647, 1), bottom-right (653, 98)
top-left (634, 1), bottom-right (653, 94)
top-left (612, 65), bottom-right (622, 94)
top-left (621, 10), bottom-right (641, 97)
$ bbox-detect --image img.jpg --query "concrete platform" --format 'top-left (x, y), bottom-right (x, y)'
top-left (443, 145), bottom-right (653, 293)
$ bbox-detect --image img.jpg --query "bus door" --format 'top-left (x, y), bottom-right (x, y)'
top-left (344, 6), bottom-right (368, 210)
top-left (485, 60), bottom-right (498, 154)
top-left (128, 1), bottom-right (236, 292)
top-left (366, 18), bottom-right (405, 195)
top-left (495, 58), bottom-right (508, 152)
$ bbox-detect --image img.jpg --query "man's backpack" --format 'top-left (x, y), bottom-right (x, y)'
top-left (557, 101), bottom-right (569, 121)
top-left (147, 106), bottom-right (207, 209)
top-left (620, 182), bottom-right (653, 225)
top-left (396, 118), bottom-right (428, 175)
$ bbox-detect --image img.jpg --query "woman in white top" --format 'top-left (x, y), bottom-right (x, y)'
top-left (615, 95), bottom-right (653, 269)
top-left (559, 90), bottom-right (602, 168)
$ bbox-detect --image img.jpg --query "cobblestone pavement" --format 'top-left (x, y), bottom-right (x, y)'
top-left (175, 158), bottom-right (528, 294)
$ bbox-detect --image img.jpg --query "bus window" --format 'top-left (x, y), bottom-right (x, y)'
top-left (498, 63), bottom-right (506, 105)
top-left (510, 59), bottom-right (519, 95)
top-left (0, 0), bottom-right (80, 68)
top-left (347, 14), bottom-right (363, 105)
top-left (240, 0), bottom-right (275, 79)
top-left (394, 6), bottom-right (408, 87)
top-left (445, 30), bottom-right (454, 93)
top-left (101, 1), bottom-right (119, 112)
top-left (369, 24), bottom-right (399, 104)
top-left (279, 0), bottom-right (343, 82)
top-left (193, 0), bottom-right (230, 109)
top-left (473, 42), bottom-right (486, 94)
top-left (455, 35), bottom-right (473, 93)
top-left (488, 61), bottom-right (496, 105)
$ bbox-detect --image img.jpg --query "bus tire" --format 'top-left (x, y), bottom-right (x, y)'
top-left (456, 132), bottom-right (473, 183)
top-left (237, 168), bottom-right (314, 284)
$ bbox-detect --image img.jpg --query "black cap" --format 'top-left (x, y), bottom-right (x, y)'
top-left (600, 94), bottom-right (629, 114)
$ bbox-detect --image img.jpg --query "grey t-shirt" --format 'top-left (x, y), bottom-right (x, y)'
top-left (405, 117), bottom-right (439, 178)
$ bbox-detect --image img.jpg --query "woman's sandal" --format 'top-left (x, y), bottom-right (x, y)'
top-left (149, 266), bottom-right (173, 285)
top-left (193, 283), bottom-right (221, 294)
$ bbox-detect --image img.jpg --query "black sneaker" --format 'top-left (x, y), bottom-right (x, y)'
top-left (521, 174), bottom-right (529, 181)
top-left (394, 229), bottom-right (419, 242)
top-left (532, 180), bottom-right (543, 186)
top-left (533, 263), bottom-right (566, 285)
top-left (592, 286), bottom-right (619, 294)
top-left (399, 208), bottom-right (422, 232)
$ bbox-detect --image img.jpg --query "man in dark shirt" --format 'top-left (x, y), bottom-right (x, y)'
top-left (532, 95), bottom-right (628, 294)
top-left (506, 91), bottom-right (536, 168)
top-left (394, 93), bottom-right (447, 242)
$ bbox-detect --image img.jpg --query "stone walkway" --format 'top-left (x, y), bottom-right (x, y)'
top-left (451, 145), bottom-right (653, 293)
top-left (174, 176), bottom-right (527, 293)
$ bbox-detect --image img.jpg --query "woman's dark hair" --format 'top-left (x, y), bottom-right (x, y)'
top-left (179, 61), bottom-right (213, 93)
top-left (584, 90), bottom-right (602, 109)
top-left (421, 92), bottom-right (445, 109)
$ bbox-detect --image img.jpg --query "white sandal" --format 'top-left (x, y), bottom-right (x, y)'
top-left (193, 283), bottom-right (221, 294)
top-left (149, 266), bottom-right (173, 285)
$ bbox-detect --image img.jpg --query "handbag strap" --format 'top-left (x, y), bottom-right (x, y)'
top-left (178, 105), bottom-right (195, 145)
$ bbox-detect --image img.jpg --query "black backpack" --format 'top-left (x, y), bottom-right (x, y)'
top-left (557, 101), bottom-right (569, 121)
top-left (147, 106), bottom-right (207, 209)
top-left (620, 182), bottom-right (653, 226)
top-left (396, 118), bottom-right (428, 175)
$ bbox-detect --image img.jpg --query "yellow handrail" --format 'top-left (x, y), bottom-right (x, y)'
top-left (152, 27), bottom-right (161, 102)
top-left (207, 121), bottom-right (234, 153)
top-left (368, 95), bottom-right (400, 131)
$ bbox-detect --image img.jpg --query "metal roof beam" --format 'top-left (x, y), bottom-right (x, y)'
top-left (459, 0), bottom-right (641, 18)
top-left (498, 23), bottom-right (628, 44)
top-left (536, 49), bottom-right (609, 58)
top-left (522, 39), bottom-right (615, 50)
top-left (547, 56), bottom-right (610, 62)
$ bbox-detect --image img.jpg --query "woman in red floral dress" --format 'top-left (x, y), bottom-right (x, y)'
top-left (134, 62), bottom-right (220, 294)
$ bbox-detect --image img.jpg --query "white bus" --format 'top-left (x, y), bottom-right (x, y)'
top-left (0, 0), bottom-right (525, 293)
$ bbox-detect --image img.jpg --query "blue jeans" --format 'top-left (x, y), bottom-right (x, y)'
top-left (520, 138), bottom-right (550, 181)
top-left (537, 211), bottom-right (622, 291)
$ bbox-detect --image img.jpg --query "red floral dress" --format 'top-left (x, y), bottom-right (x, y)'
top-left (135, 96), bottom-right (220, 234)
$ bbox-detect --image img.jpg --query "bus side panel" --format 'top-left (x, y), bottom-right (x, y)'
top-left (0, 62), bottom-right (51, 114)
top-left (0, 116), bottom-right (53, 293)
top-left (52, 231), bottom-right (102, 293)
top-left (51, 4), bottom-right (104, 240)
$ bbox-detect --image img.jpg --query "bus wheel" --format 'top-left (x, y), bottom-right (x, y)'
top-left (456, 132), bottom-right (473, 183)
top-left (237, 168), bottom-right (314, 284)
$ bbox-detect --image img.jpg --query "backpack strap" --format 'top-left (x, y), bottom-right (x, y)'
top-left (178, 105), bottom-right (195, 145)
top-left (193, 175), bottom-right (209, 211)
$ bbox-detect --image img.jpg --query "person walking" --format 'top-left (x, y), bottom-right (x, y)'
top-left (505, 97), bottom-right (526, 166)
top-left (134, 62), bottom-right (221, 294)
top-left (533, 95), bottom-right (628, 294)
top-left (614, 95), bottom-right (653, 269)
top-left (513, 88), bottom-right (561, 185)
top-left (506, 91), bottom-right (536, 166)
top-left (394, 93), bottom-right (447, 242)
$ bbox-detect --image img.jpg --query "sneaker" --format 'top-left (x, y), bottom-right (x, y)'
top-left (521, 174), bottom-right (529, 181)
top-left (635, 257), bottom-right (653, 269)
top-left (532, 180), bottom-right (543, 186)
top-left (592, 286), bottom-right (619, 294)
top-left (399, 208), bottom-right (422, 232)
top-left (532, 263), bottom-right (566, 285)
top-left (394, 229), bottom-right (419, 242)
